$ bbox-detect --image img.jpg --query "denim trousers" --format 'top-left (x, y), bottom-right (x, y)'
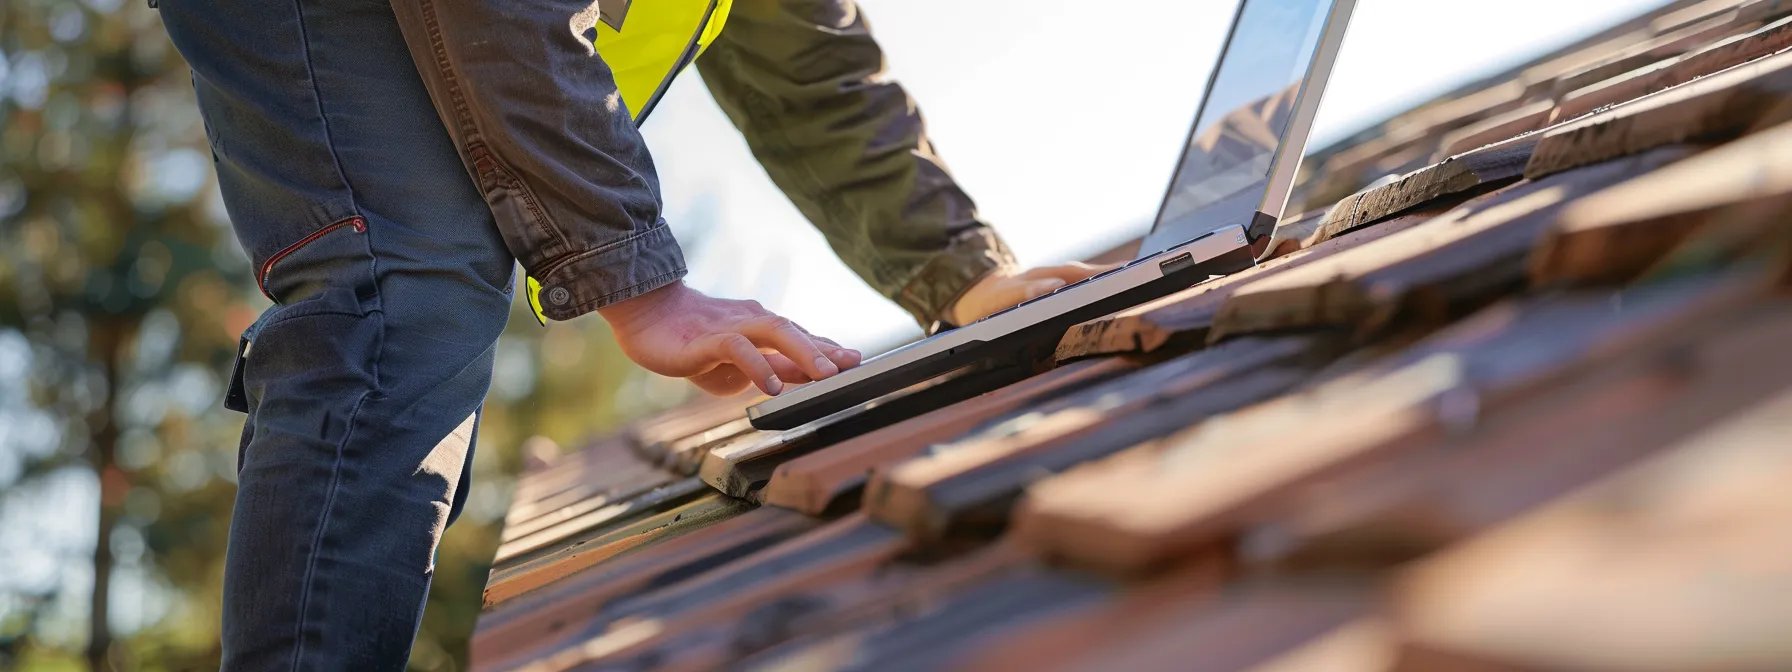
top-left (160, 0), bottom-right (515, 668)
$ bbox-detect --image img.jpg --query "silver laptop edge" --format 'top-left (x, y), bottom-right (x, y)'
top-left (749, 0), bottom-right (1358, 429)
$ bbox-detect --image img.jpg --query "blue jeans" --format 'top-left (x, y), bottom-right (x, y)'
top-left (160, 0), bottom-right (514, 668)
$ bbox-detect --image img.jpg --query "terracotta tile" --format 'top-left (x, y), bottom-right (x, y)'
top-left (1391, 358), bottom-right (1792, 671)
top-left (739, 567), bottom-right (1116, 672)
top-left (1533, 119), bottom-right (1792, 287)
top-left (482, 492), bottom-right (753, 609)
top-left (623, 390), bottom-right (760, 466)
top-left (1017, 273), bottom-right (1770, 576)
top-left (1435, 101), bottom-right (1556, 162)
top-left (1053, 214), bottom-right (1434, 363)
top-left (1244, 286), bottom-right (1792, 576)
top-left (699, 364), bottom-right (1041, 498)
top-left (510, 516), bottom-right (907, 671)
top-left (1534, 30), bottom-right (1792, 177)
top-left (1316, 135), bottom-right (1536, 243)
top-left (1210, 147), bottom-right (1692, 343)
top-left (869, 334), bottom-right (1345, 544)
top-left (596, 540), bottom-right (1039, 672)
top-left (471, 507), bottom-right (815, 671)
top-left (510, 437), bottom-right (643, 507)
top-left (761, 357), bottom-right (1141, 515)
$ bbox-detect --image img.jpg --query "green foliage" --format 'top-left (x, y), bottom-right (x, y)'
top-left (0, 1), bottom-right (675, 669)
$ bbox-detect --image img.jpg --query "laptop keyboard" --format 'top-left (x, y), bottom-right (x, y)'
top-left (970, 256), bottom-right (1151, 325)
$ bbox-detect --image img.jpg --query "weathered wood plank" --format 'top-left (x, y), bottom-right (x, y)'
top-left (1316, 136), bottom-right (1536, 243)
top-left (1391, 363), bottom-right (1792, 672)
top-left (739, 567), bottom-right (1115, 672)
top-left (1017, 272), bottom-right (1770, 577)
top-left (499, 467), bottom-right (680, 544)
top-left (1558, 11), bottom-right (1792, 121)
top-left (510, 437), bottom-right (643, 507)
top-left (593, 541), bottom-right (1037, 672)
top-left (471, 507), bottom-right (816, 670)
top-left (699, 363), bottom-right (1042, 499)
top-left (492, 477), bottom-right (712, 567)
top-left (1434, 100), bottom-right (1554, 160)
top-left (515, 516), bottom-right (907, 672)
top-left (760, 357), bottom-right (1140, 515)
top-left (1212, 147), bottom-right (1692, 343)
top-left (1241, 288), bottom-right (1792, 576)
top-left (869, 333), bottom-right (1346, 544)
top-left (1053, 213), bottom-right (1435, 363)
top-left (1255, 209), bottom-right (1326, 262)
top-left (1532, 118), bottom-right (1792, 287)
top-left (1532, 39), bottom-right (1792, 179)
top-left (624, 390), bottom-right (760, 467)
top-left (483, 490), bottom-right (751, 608)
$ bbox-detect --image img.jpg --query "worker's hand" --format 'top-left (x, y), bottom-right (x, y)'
top-left (599, 282), bottom-right (861, 397)
top-left (945, 262), bottom-right (1118, 326)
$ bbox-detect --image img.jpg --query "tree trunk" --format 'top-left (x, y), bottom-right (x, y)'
top-left (86, 316), bottom-right (133, 672)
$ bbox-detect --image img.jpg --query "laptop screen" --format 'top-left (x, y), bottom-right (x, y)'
top-left (1145, 0), bottom-right (1336, 250)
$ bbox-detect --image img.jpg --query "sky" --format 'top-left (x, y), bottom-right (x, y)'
top-left (641, 0), bottom-right (1673, 352)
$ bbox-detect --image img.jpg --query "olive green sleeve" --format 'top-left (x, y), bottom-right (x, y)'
top-left (693, 0), bottom-right (1016, 330)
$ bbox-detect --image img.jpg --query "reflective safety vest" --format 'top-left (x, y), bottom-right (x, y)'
top-left (527, 0), bottom-right (734, 324)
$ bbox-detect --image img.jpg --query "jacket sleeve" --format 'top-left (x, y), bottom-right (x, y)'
top-left (694, 0), bottom-right (1018, 329)
top-left (388, 0), bottom-right (687, 321)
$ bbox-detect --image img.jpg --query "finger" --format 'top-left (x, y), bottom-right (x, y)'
top-left (1024, 262), bottom-right (1113, 283)
top-left (738, 316), bottom-right (840, 380)
top-left (802, 335), bottom-right (862, 370)
top-left (703, 333), bottom-right (783, 395)
top-left (765, 353), bottom-right (813, 385)
top-left (688, 365), bottom-right (751, 396)
top-left (1022, 278), bottom-right (1067, 300)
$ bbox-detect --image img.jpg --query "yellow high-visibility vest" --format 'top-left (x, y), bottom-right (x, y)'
top-left (528, 0), bottom-right (733, 324)
top-left (594, 0), bottom-right (734, 124)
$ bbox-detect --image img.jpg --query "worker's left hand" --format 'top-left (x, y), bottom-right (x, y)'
top-left (945, 262), bottom-right (1118, 326)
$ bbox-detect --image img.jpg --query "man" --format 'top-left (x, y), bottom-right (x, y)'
top-left (159, 0), bottom-right (1101, 667)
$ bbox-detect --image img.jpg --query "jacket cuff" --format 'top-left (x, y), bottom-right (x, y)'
top-left (531, 221), bottom-right (688, 321)
top-left (894, 226), bottom-right (1017, 331)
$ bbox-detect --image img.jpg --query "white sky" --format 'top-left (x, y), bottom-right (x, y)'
top-left (643, 0), bottom-right (1671, 351)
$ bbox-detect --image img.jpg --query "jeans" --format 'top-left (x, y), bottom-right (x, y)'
top-left (160, 0), bottom-right (513, 668)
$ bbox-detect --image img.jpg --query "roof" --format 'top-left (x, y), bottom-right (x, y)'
top-left (471, 1), bottom-right (1792, 669)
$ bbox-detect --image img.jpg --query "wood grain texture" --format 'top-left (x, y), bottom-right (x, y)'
top-left (509, 437), bottom-right (642, 508)
top-left (483, 491), bottom-right (751, 608)
top-left (492, 477), bottom-right (711, 568)
top-left (1316, 136), bottom-right (1536, 243)
top-left (1558, 11), bottom-right (1792, 121)
top-left (1435, 100), bottom-right (1555, 160)
top-left (499, 468), bottom-right (679, 544)
top-left (699, 363), bottom-right (1040, 499)
top-left (1212, 147), bottom-right (1692, 343)
top-left (1392, 350), bottom-right (1792, 672)
top-left (1532, 118), bottom-right (1792, 287)
top-left (1016, 273), bottom-right (1770, 577)
top-left (986, 582), bottom-right (1372, 672)
top-left (760, 357), bottom-right (1140, 515)
top-left (1053, 214), bottom-right (1435, 363)
top-left (738, 567), bottom-right (1115, 672)
top-left (471, 507), bottom-right (815, 671)
top-left (868, 333), bottom-right (1345, 544)
top-left (1532, 41), bottom-right (1792, 179)
top-left (1240, 283), bottom-right (1790, 577)
top-left (513, 516), bottom-right (907, 672)
top-left (623, 391), bottom-right (760, 467)
top-left (586, 541), bottom-right (1036, 672)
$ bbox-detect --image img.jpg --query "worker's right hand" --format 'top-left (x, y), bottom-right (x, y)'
top-left (598, 281), bottom-right (862, 397)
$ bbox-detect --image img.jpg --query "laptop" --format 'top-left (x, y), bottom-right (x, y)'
top-left (748, 0), bottom-right (1358, 430)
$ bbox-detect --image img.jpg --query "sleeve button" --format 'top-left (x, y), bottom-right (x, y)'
top-left (547, 286), bottom-right (572, 305)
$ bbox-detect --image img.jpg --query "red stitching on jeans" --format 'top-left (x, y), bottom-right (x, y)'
top-left (257, 216), bottom-right (366, 301)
